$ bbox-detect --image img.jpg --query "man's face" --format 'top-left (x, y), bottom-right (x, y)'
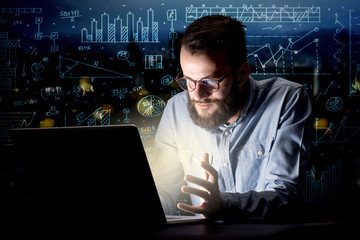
top-left (180, 48), bottom-right (244, 130)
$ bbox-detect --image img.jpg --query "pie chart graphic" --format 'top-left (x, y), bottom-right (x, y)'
top-left (326, 97), bottom-right (343, 112)
top-left (137, 95), bottom-right (166, 117)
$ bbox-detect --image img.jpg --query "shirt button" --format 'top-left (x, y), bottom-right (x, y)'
top-left (224, 130), bottom-right (230, 136)
top-left (257, 150), bottom-right (263, 156)
top-left (223, 162), bottom-right (229, 167)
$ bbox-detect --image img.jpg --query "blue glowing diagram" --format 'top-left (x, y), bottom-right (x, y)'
top-left (167, 9), bottom-right (178, 60)
top-left (145, 55), bottom-right (163, 69)
top-left (81, 8), bottom-right (159, 43)
top-left (0, 32), bottom-right (20, 90)
top-left (34, 17), bottom-right (59, 52)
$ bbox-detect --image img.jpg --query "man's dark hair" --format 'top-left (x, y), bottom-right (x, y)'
top-left (181, 15), bottom-right (247, 68)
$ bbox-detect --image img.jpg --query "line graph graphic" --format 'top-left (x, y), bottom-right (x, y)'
top-left (315, 81), bottom-right (334, 101)
top-left (349, 10), bottom-right (360, 96)
top-left (186, 4), bottom-right (321, 23)
top-left (333, 13), bottom-right (346, 62)
top-left (262, 25), bottom-right (282, 31)
top-left (59, 56), bottom-right (132, 79)
top-left (247, 27), bottom-right (320, 75)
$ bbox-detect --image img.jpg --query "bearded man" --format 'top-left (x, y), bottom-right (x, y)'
top-left (150, 15), bottom-right (312, 222)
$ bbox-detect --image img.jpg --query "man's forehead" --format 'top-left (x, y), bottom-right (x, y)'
top-left (180, 48), bottom-right (230, 78)
top-left (180, 47), bottom-right (227, 61)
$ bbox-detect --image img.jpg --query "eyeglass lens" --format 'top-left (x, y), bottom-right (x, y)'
top-left (178, 78), bottom-right (218, 92)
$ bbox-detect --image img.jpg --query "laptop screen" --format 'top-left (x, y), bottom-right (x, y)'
top-left (8, 125), bottom-right (166, 231)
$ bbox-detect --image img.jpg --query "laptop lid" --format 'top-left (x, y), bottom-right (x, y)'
top-left (7, 125), bottom-right (166, 232)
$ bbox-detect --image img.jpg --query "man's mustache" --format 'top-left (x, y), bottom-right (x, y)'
top-left (190, 98), bottom-right (222, 104)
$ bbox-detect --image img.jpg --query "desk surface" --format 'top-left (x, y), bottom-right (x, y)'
top-left (1, 218), bottom-right (356, 239)
top-left (137, 221), bottom-right (355, 240)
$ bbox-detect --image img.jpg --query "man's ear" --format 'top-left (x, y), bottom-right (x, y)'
top-left (236, 62), bottom-right (250, 86)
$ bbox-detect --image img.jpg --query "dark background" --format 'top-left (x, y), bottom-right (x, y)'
top-left (0, 0), bottom-right (359, 221)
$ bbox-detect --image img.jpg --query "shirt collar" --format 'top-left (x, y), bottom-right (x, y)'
top-left (236, 75), bottom-right (256, 123)
top-left (214, 75), bottom-right (256, 131)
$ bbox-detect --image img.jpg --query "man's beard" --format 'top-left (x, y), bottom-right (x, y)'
top-left (187, 79), bottom-right (246, 131)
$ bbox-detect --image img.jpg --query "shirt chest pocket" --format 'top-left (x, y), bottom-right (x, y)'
top-left (235, 138), bottom-right (274, 191)
top-left (178, 150), bottom-right (214, 178)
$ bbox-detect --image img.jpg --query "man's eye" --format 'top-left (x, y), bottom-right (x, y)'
top-left (202, 79), bottom-right (211, 84)
top-left (202, 79), bottom-right (216, 86)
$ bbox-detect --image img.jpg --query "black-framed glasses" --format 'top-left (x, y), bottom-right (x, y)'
top-left (175, 70), bottom-right (232, 92)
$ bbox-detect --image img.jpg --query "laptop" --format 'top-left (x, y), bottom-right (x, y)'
top-left (7, 124), bottom-right (204, 233)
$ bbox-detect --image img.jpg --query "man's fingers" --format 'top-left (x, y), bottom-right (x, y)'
top-left (202, 153), bottom-right (209, 163)
top-left (202, 153), bottom-right (209, 180)
top-left (178, 153), bottom-right (221, 218)
top-left (181, 185), bottom-right (209, 199)
top-left (200, 160), bottom-right (218, 183)
top-left (177, 202), bottom-right (203, 215)
top-left (184, 174), bottom-right (212, 191)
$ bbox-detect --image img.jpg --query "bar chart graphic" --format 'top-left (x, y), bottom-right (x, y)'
top-left (81, 8), bottom-right (159, 43)
top-left (305, 160), bottom-right (342, 202)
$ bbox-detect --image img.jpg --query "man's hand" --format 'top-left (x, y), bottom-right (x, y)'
top-left (177, 153), bottom-right (222, 218)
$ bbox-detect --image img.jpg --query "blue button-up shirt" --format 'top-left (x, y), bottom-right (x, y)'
top-left (151, 76), bottom-right (312, 220)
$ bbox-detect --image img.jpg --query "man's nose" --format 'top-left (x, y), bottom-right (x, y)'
top-left (192, 82), bottom-right (210, 101)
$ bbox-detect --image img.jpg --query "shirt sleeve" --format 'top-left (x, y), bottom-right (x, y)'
top-left (220, 85), bottom-right (312, 222)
